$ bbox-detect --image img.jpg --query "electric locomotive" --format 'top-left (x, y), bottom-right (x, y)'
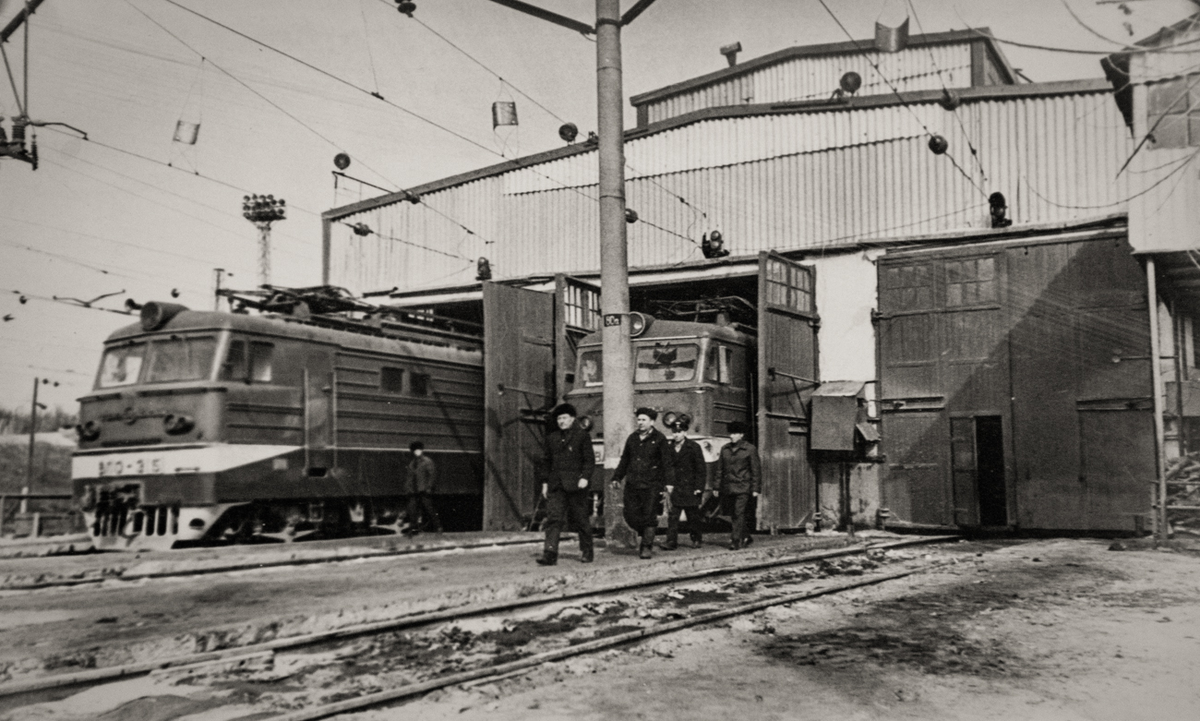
top-left (72, 288), bottom-right (485, 549)
top-left (565, 311), bottom-right (755, 474)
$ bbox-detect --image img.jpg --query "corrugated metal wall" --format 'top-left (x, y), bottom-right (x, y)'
top-left (642, 45), bottom-right (973, 124)
top-left (328, 90), bottom-right (1134, 296)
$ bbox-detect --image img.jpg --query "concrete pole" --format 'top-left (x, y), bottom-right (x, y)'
top-left (596, 0), bottom-right (635, 548)
top-left (22, 377), bottom-right (37, 514)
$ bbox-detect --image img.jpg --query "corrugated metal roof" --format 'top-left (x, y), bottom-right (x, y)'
top-left (643, 45), bottom-right (973, 125)
top-left (326, 83), bottom-right (1135, 295)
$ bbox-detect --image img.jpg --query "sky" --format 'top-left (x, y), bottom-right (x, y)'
top-left (0, 0), bottom-right (1196, 414)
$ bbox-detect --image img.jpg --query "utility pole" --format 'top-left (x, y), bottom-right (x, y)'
top-left (479, 0), bottom-right (658, 547)
top-left (242, 195), bottom-right (286, 287)
top-left (22, 377), bottom-right (52, 513)
top-left (213, 268), bottom-right (228, 310)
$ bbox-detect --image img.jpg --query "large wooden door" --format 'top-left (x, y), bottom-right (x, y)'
top-left (483, 282), bottom-right (556, 530)
top-left (756, 252), bottom-right (819, 530)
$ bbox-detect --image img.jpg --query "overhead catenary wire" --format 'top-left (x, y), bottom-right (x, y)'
top-left (815, 0), bottom-right (988, 200)
top-left (129, 0), bottom-right (499, 251)
top-left (905, 0), bottom-right (988, 184)
top-left (160, 0), bottom-right (698, 258)
top-left (337, 221), bottom-right (473, 261)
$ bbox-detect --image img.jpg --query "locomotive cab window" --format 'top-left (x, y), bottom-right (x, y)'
top-left (144, 336), bottom-right (217, 383)
top-left (381, 367), bottom-right (405, 394)
top-left (221, 339), bottom-right (274, 383)
top-left (705, 343), bottom-right (733, 384)
top-left (579, 350), bottom-right (603, 387)
top-left (98, 343), bottom-right (147, 388)
top-left (635, 343), bottom-right (698, 383)
top-left (249, 342), bottom-right (273, 382)
top-left (410, 372), bottom-right (430, 396)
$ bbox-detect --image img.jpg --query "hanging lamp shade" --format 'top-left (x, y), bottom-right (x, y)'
top-left (492, 101), bottom-right (518, 128)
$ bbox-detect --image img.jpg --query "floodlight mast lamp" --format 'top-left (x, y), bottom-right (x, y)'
top-left (242, 194), bottom-right (286, 287)
top-left (483, 0), bottom-right (658, 547)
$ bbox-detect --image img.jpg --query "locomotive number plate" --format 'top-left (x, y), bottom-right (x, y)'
top-left (97, 457), bottom-right (165, 477)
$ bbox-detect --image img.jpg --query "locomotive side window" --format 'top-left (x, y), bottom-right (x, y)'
top-left (580, 350), bottom-right (603, 387)
top-left (98, 343), bottom-right (146, 387)
top-left (410, 372), bottom-right (430, 396)
top-left (705, 343), bottom-right (733, 384)
top-left (221, 340), bottom-right (247, 381)
top-left (635, 343), bottom-right (698, 383)
top-left (249, 342), bottom-right (274, 383)
top-left (145, 336), bottom-right (217, 383)
top-left (381, 367), bottom-right (405, 394)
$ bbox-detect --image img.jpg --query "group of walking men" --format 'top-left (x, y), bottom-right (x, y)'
top-left (536, 403), bottom-right (762, 566)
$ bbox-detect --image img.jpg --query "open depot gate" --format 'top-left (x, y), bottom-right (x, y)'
top-left (481, 258), bottom-right (818, 534)
top-left (482, 276), bottom-right (600, 531)
top-left (756, 252), bottom-right (819, 531)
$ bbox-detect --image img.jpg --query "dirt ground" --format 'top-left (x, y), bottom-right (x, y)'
top-left (4, 537), bottom-right (1199, 720)
top-left (342, 538), bottom-right (1200, 721)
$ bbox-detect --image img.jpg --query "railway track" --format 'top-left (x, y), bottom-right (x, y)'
top-left (0, 535), bottom-right (958, 720)
top-left (0, 532), bottom-right (552, 591)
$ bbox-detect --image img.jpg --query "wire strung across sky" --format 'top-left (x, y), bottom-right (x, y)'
top-left (160, 0), bottom-right (710, 257)
top-left (815, 0), bottom-right (988, 200)
top-left (906, 0), bottom-right (988, 184)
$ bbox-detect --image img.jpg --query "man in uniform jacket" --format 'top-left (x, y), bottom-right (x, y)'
top-left (537, 403), bottom-right (597, 566)
top-left (405, 440), bottom-right (442, 535)
top-left (611, 407), bottom-right (675, 559)
top-left (716, 420), bottom-right (760, 549)
top-left (663, 415), bottom-right (706, 550)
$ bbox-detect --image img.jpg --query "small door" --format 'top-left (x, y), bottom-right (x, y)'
top-left (756, 251), bottom-right (818, 530)
top-left (950, 415), bottom-right (1008, 527)
top-left (304, 349), bottom-right (334, 472)
top-left (483, 282), bottom-right (556, 531)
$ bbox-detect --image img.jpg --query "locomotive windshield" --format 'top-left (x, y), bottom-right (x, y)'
top-left (97, 343), bottom-right (146, 388)
top-left (97, 336), bottom-right (217, 387)
top-left (579, 350), bottom-right (603, 386)
top-left (144, 336), bottom-right (217, 383)
top-left (634, 343), bottom-right (698, 383)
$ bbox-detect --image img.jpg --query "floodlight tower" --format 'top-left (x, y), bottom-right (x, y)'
top-left (242, 194), bottom-right (286, 287)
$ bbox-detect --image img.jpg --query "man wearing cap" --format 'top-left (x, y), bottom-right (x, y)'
top-left (716, 421), bottom-right (760, 549)
top-left (664, 415), bottom-right (706, 550)
top-left (536, 403), bottom-right (596, 566)
top-left (404, 440), bottom-right (442, 535)
top-left (611, 407), bottom-right (674, 559)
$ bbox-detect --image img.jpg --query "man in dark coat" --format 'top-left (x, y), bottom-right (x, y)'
top-left (537, 403), bottom-right (597, 566)
top-left (715, 421), bottom-right (760, 550)
top-left (405, 440), bottom-right (442, 535)
top-left (663, 415), bottom-right (706, 550)
top-left (611, 407), bottom-right (674, 559)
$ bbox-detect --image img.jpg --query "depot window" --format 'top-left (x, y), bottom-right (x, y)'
top-left (635, 343), bottom-right (698, 383)
top-left (97, 342), bottom-right (147, 388)
top-left (410, 372), bottom-right (430, 396)
top-left (144, 336), bottom-right (217, 383)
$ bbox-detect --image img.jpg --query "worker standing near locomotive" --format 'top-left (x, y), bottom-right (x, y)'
top-left (663, 415), bottom-right (706, 550)
top-left (716, 421), bottom-right (761, 550)
top-left (405, 441), bottom-right (443, 536)
top-left (536, 403), bottom-right (597, 566)
top-left (610, 408), bottom-right (675, 559)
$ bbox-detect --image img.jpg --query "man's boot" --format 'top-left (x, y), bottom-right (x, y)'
top-left (580, 548), bottom-right (594, 563)
top-left (639, 544), bottom-right (653, 560)
top-left (536, 549), bottom-right (558, 566)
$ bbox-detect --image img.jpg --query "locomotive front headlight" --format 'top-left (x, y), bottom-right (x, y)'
top-left (77, 420), bottom-right (101, 442)
top-left (163, 414), bottom-right (195, 435)
top-left (662, 411), bottom-right (678, 427)
top-left (578, 415), bottom-right (593, 431)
